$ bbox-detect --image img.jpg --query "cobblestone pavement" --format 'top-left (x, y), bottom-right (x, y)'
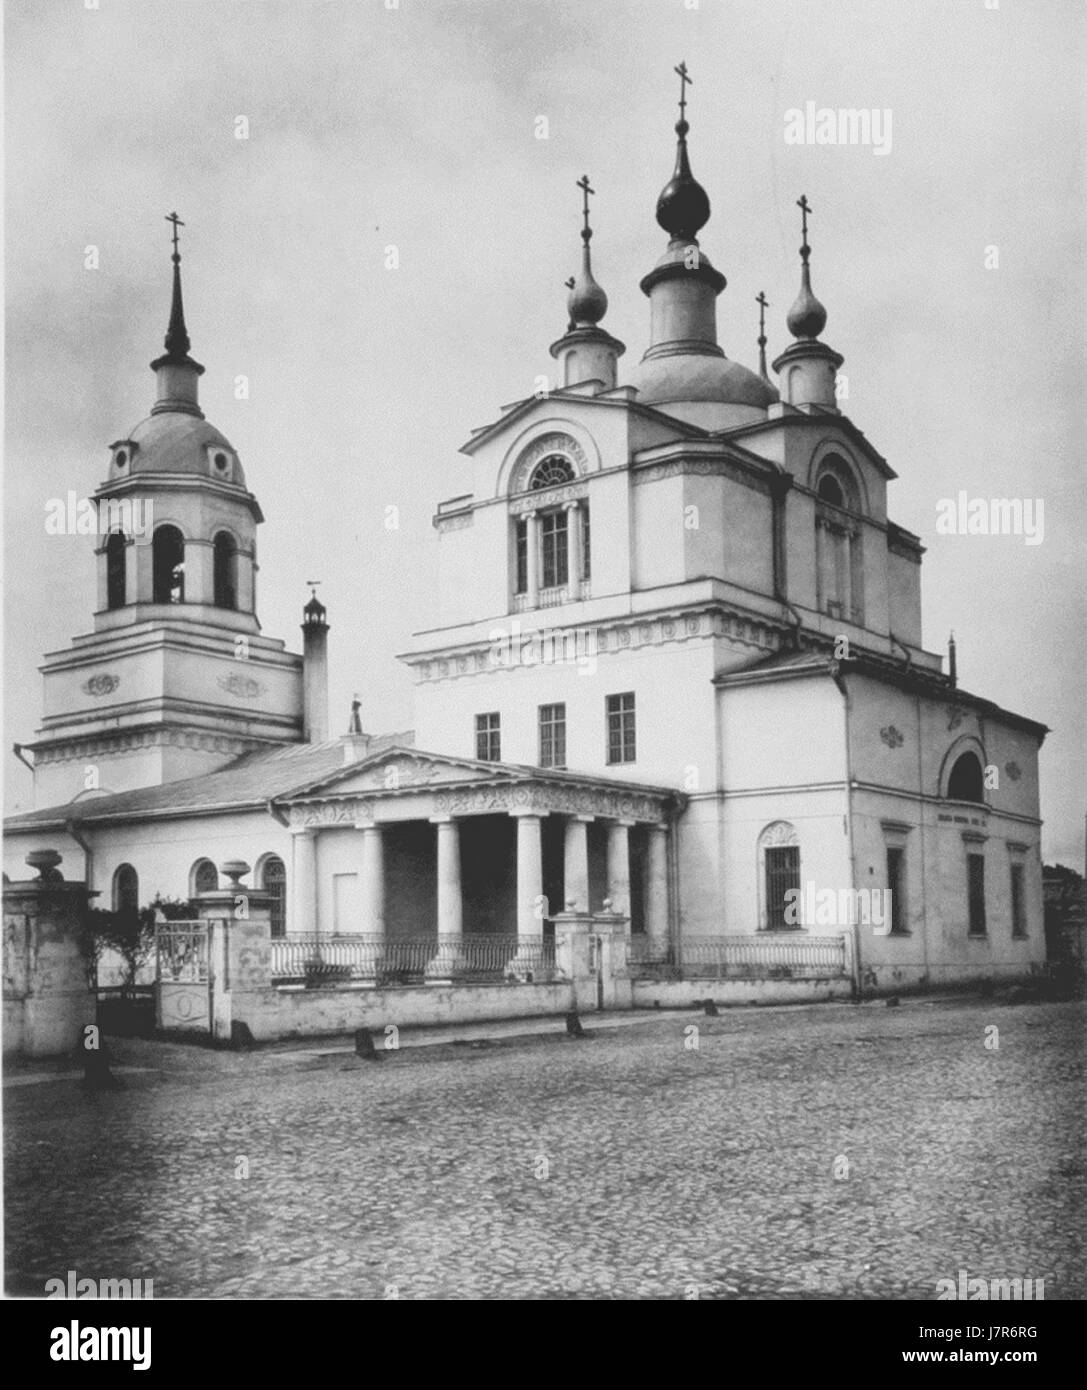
top-left (5, 996), bottom-right (1084, 1300)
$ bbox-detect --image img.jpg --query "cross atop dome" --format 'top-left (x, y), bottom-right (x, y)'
top-left (654, 59), bottom-right (711, 243)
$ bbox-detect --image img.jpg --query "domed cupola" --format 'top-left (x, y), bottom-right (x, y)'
top-left (549, 175), bottom-right (625, 391)
top-left (92, 215), bottom-right (263, 628)
top-left (772, 195), bottom-right (844, 410)
top-left (631, 63), bottom-right (778, 428)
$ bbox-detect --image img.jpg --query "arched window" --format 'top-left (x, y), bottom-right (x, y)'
top-left (212, 532), bottom-right (237, 610)
top-left (113, 863), bottom-right (139, 916)
top-left (529, 455), bottom-right (576, 491)
top-left (190, 858), bottom-right (219, 895)
top-left (814, 456), bottom-right (863, 624)
top-left (152, 525), bottom-right (185, 604)
top-left (106, 532), bottom-right (127, 609)
top-left (259, 854), bottom-right (287, 938)
top-left (948, 751), bottom-right (985, 803)
top-left (757, 822), bottom-right (801, 931)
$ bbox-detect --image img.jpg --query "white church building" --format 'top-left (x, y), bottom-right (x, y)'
top-left (4, 79), bottom-right (1048, 1002)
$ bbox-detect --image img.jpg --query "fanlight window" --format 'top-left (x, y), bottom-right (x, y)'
top-left (191, 858), bottom-right (218, 895)
top-left (529, 454), bottom-right (576, 491)
top-left (260, 855), bottom-right (287, 938)
top-left (113, 863), bottom-right (139, 916)
top-left (947, 751), bottom-right (985, 803)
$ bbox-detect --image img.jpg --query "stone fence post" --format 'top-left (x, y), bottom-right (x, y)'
top-left (3, 850), bottom-right (95, 1058)
top-left (594, 901), bottom-right (632, 1010)
top-left (553, 906), bottom-right (596, 1012)
top-left (196, 860), bottom-right (274, 1043)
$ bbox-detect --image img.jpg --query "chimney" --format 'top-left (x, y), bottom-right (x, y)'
top-left (301, 587), bottom-right (329, 743)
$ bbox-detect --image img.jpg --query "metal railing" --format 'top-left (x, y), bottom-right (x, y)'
top-left (271, 934), bottom-right (556, 985)
top-left (628, 933), bottom-right (847, 980)
top-left (155, 921), bottom-right (208, 984)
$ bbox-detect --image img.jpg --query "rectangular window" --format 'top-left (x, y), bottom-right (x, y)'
top-left (515, 518), bottom-right (528, 594)
top-left (886, 846), bottom-right (906, 934)
top-left (765, 846), bottom-right (801, 931)
top-left (475, 712), bottom-right (501, 762)
top-left (1010, 863), bottom-right (1026, 938)
top-left (582, 504), bottom-right (591, 581)
top-left (539, 703), bottom-right (566, 769)
top-left (967, 853), bottom-right (987, 935)
top-left (606, 692), bottom-right (636, 765)
top-left (541, 510), bottom-right (568, 590)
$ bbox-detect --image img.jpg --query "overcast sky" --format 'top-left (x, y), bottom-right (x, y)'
top-left (4, 0), bottom-right (1084, 866)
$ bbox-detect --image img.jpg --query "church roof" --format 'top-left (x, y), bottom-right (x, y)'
top-left (116, 411), bottom-right (246, 485)
top-left (714, 649), bottom-right (1049, 740)
top-left (4, 733), bottom-right (415, 832)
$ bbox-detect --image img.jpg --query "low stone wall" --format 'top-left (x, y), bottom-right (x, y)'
top-left (237, 979), bottom-right (575, 1041)
top-left (632, 976), bottom-right (853, 1009)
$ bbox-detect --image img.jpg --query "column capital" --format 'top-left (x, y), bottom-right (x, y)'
top-left (428, 814), bottom-right (457, 825)
top-left (510, 807), bottom-right (547, 820)
top-left (355, 819), bottom-right (382, 833)
top-left (573, 813), bottom-right (595, 823)
top-left (562, 499), bottom-right (581, 513)
top-left (290, 825), bottom-right (318, 838)
top-left (522, 508), bottom-right (539, 522)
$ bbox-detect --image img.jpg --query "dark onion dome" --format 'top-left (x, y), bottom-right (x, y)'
top-left (786, 258), bottom-right (828, 340)
top-left (655, 119), bottom-right (711, 242)
top-left (567, 255), bottom-right (608, 326)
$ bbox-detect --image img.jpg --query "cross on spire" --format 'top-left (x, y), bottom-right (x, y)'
top-left (756, 291), bottom-right (770, 377)
top-left (797, 194), bottom-right (812, 255)
top-left (165, 211), bottom-right (184, 261)
top-left (674, 61), bottom-right (692, 123)
top-left (576, 174), bottom-right (595, 241)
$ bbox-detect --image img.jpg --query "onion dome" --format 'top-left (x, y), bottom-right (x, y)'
top-left (785, 194), bottom-right (828, 340)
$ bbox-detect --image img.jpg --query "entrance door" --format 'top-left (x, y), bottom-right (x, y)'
top-left (332, 873), bottom-right (361, 934)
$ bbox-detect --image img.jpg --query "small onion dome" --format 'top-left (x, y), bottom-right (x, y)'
top-left (656, 120), bottom-right (711, 242)
top-left (786, 259), bottom-right (827, 340)
top-left (567, 254), bottom-right (608, 327)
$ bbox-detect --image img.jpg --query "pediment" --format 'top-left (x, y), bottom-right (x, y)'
top-left (283, 747), bottom-right (532, 801)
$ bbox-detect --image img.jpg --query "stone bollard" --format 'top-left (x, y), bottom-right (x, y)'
top-left (354, 1028), bottom-right (381, 1060)
top-left (565, 1010), bottom-right (585, 1038)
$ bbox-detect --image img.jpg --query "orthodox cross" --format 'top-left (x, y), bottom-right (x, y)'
top-left (674, 61), bottom-right (692, 121)
top-left (165, 211), bottom-right (184, 261)
top-left (756, 291), bottom-right (769, 376)
top-left (576, 174), bottom-right (595, 239)
top-left (797, 194), bottom-right (812, 253)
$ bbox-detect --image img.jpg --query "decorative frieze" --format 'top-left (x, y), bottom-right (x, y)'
top-left (217, 673), bottom-right (265, 700)
top-left (633, 456), bottom-right (772, 495)
top-left (285, 780), bottom-right (671, 827)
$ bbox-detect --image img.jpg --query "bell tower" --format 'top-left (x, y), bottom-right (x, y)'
top-left (27, 217), bottom-right (305, 808)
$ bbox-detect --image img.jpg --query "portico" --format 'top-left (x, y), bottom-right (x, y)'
top-left (276, 748), bottom-right (681, 975)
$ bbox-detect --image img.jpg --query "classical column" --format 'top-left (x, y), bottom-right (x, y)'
top-left (525, 510), bottom-right (540, 607)
top-left (645, 823), bottom-right (670, 954)
top-left (564, 501), bottom-right (583, 590)
top-left (289, 827), bottom-right (318, 936)
top-left (509, 810), bottom-right (547, 978)
top-left (427, 816), bottom-right (466, 976)
top-left (563, 814), bottom-right (592, 912)
top-left (359, 823), bottom-right (385, 937)
top-left (606, 819), bottom-right (634, 920)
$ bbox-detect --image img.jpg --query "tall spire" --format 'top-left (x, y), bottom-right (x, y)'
top-left (756, 291), bottom-right (770, 379)
top-left (150, 211), bottom-right (205, 416)
top-left (785, 194), bottom-right (828, 340)
top-left (655, 61), bottom-right (711, 243)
